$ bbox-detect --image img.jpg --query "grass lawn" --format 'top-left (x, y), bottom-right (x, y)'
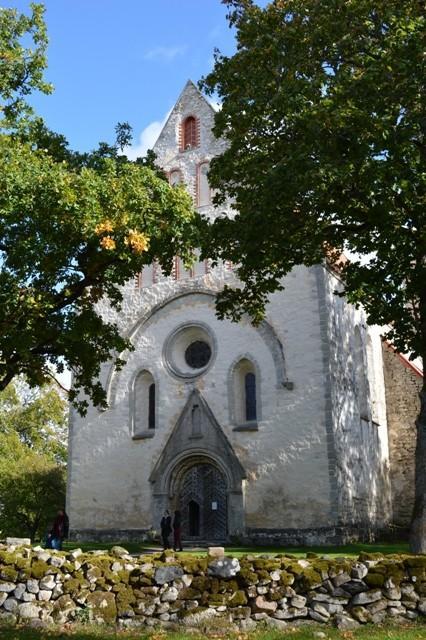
top-left (0, 622), bottom-right (425, 640)
top-left (60, 541), bottom-right (411, 558)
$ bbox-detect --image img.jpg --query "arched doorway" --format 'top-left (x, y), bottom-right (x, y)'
top-left (178, 463), bottom-right (227, 540)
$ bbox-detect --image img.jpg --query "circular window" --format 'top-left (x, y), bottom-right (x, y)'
top-left (185, 341), bottom-right (211, 369)
top-left (163, 323), bottom-right (216, 379)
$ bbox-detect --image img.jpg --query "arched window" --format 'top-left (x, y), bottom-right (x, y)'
top-left (148, 383), bottom-right (155, 430)
top-left (245, 372), bottom-right (257, 422)
top-left (198, 162), bottom-right (211, 206)
top-left (132, 370), bottom-right (156, 438)
top-left (354, 327), bottom-right (370, 422)
top-left (183, 116), bottom-right (197, 150)
top-left (232, 358), bottom-right (258, 428)
top-left (169, 169), bottom-right (182, 186)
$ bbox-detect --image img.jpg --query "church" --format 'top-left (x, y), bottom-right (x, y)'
top-left (67, 81), bottom-right (421, 545)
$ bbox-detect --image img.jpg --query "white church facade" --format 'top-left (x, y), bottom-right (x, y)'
top-left (67, 81), bottom-right (418, 545)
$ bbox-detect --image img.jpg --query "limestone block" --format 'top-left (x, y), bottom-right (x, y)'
top-left (22, 592), bottom-right (36, 602)
top-left (208, 547), bottom-right (225, 558)
top-left (3, 597), bottom-right (18, 612)
top-left (26, 579), bottom-right (40, 594)
top-left (6, 537), bottom-right (31, 546)
top-left (160, 587), bottom-right (179, 602)
top-left (0, 582), bottom-right (16, 593)
top-left (0, 592), bottom-right (7, 607)
top-left (253, 595), bottom-right (277, 613)
top-left (291, 595), bottom-right (307, 608)
top-left (351, 563), bottom-right (368, 580)
top-left (207, 557), bottom-right (240, 578)
top-left (311, 602), bottom-right (330, 619)
top-left (309, 608), bottom-right (329, 623)
top-left (343, 580), bottom-right (368, 595)
top-left (18, 602), bottom-right (41, 619)
top-left (13, 583), bottom-right (26, 600)
top-left (154, 566), bottom-right (184, 585)
top-left (332, 572), bottom-right (351, 587)
top-left (265, 617), bottom-right (288, 630)
top-left (38, 590), bottom-right (52, 601)
top-left (50, 556), bottom-right (65, 568)
top-left (351, 589), bottom-right (382, 605)
top-left (86, 591), bottom-right (117, 624)
top-left (39, 575), bottom-right (56, 590)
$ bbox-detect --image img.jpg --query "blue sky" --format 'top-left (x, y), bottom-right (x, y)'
top-left (7, 1), bottom-right (238, 154)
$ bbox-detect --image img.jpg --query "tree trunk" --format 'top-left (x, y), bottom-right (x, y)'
top-left (410, 372), bottom-right (426, 552)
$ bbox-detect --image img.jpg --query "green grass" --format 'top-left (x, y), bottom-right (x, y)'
top-left (0, 622), bottom-right (425, 640)
top-left (60, 541), bottom-right (410, 558)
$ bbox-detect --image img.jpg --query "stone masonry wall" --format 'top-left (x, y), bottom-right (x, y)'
top-left (382, 344), bottom-right (422, 528)
top-left (1, 543), bottom-right (425, 630)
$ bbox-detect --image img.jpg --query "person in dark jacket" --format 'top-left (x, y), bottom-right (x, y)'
top-left (173, 510), bottom-right (183, 552)
top-left (160, 510), bottom-right (172, 549)
top-left (49, 509), bottom-right (69, 550)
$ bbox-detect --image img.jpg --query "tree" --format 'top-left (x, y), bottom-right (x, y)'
top-left (201, 0), bottom-right (425, 550)
top-left (0, 380), bottom-right (67, 540)
top-left (0, 4), bottom-right (199, 412)
top-left (0, 2), bottom-right (52, 128)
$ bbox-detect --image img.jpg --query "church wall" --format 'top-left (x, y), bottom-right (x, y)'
top-left (322, 267), bottom-right (391, 530)
top-left (67, 264), bottom-right (337, 537)
top-left (382, 343), bottom-right (421, 528)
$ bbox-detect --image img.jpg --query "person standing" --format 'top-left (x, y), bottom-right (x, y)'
top-left (160, 510), bottom-right (172, 549)
top-left (50, 509), bottom-right (69, 550)
top-left (173, 509), bottom-right (183, 552)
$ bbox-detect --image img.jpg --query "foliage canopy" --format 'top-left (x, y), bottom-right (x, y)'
top-left (0, 4), bottom-right (199, 412)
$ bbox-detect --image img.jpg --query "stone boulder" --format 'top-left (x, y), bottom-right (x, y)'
top-left (154, 566), bottom-right (184, 585)
top-left (207, 557), bottom-right (240, 578)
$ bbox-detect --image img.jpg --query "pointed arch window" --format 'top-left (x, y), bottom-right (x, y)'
top-left (132, 370), bottom-right (156, 439)
top-left (182, 116), bottom-right (198, 150)
top-left (245, 372), bottom-right (257, 422)
top-left (232, 358), bottom-right (259, 430)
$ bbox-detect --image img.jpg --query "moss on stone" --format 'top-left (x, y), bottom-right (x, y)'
top-left (298, 568), bottom-right (322, 590)
top-left (116, 585), bottom-right (136, 615)
top-left (0, 551), bottom-right (19, 565)
top-left (180, 587), bottom-right (202, 599)
top-left (0, 565), bottom-right (18, 581)
top-left (182, 558), bottom-right (208, 574)
top-left (86, 591), bottom-right (117, 623)
top-left (404, 556), bottom-right (426, 568)
top-left (84, 557), bottom-right (112, 573)
top-left (220, 578), bottom-right (238, 592)
top-left (63, 577), bottom-right (89, 596)
top-left (117, 569), bottom-right (130, 584)
top-left (365, 572), bottom-right (385, 588)
top-left (279, 570), bottom-right (295, 586)
top-left (31, 560), bottom-right (49, 579)
top-left (191, 575), bottom-right (212, 591)
top-left (252, 558), bottom-right (281, 571)
top-left (358, 552), bottom-right (384, 561)
top-left (204, 593), bottom-right (228, 606)
top-left (228, 590), bottom-right (248, 606)
top-left (178, 605), bottom-right (208, 619)
top-left (237, 567), bottom-right (259, 586)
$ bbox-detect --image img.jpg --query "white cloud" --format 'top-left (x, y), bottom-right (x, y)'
top-left (143, 45), bottom-right (187, 62)
top-left (124, 109), bottom-right (171, 161)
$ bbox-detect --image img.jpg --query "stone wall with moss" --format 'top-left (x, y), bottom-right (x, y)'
top-left (1, 544), bottom-right (425, 631)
